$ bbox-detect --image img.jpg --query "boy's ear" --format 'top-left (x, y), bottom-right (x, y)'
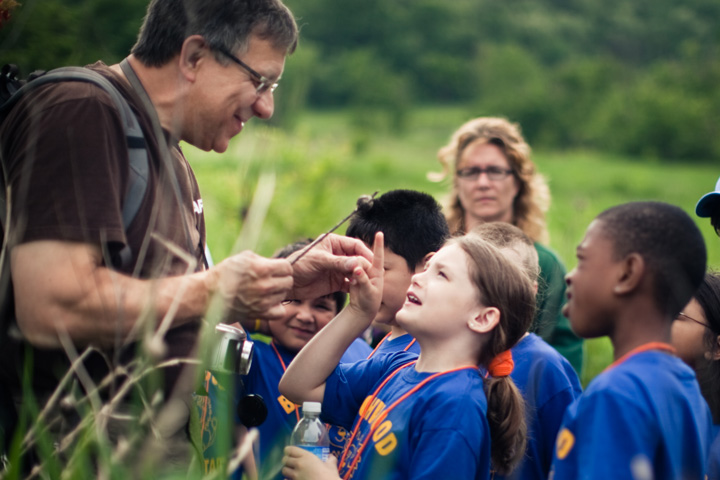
top-left (468, 307), bottom-right (501, 334)
top-left (613, 253), bottom-right (644, 295)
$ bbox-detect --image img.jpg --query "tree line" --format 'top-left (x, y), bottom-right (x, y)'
top-left (2, 0), bottom-right (718, 160)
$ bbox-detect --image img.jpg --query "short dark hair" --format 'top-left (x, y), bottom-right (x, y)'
top-left (273, 238), bottom-right (345, 313)
top-left (596, 201), bottom-right (706, 318)
top-left (692, 272), bottom-right (720, 423)
top-left (345, 189), bottom-right (450, 271)
top-left (132, 0), bottom-right (298, 67)
top-left (711, 214), bottom-right (720, 237)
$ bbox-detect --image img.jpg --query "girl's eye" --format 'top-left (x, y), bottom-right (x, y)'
top-left (314, 302), bottom-right (333, 312)
top-left (438, 270), bottom-right (448, 279)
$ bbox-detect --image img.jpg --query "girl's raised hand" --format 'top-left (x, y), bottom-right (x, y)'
top-left (347, 232), bottom-right (384, 321)
top-left (282, 446), bottom-right (341, 480)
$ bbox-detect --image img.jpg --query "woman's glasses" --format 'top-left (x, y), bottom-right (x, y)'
top-left (456, 166), bottom-right (513, 182)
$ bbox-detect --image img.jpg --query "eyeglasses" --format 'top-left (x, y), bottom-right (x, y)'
top-left (456, 166), bottom-right (514, 182)
top-left (214, 46), bottom-right (279, 95)
top-left (676, 312), bottom-right (711, 329)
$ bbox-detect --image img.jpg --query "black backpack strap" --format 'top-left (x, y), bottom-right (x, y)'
top-left (0, 66), bottom-right (149, 268)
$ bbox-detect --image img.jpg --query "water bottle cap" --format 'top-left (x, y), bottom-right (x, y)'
top-left (302, 401), bottom-right (322, 414)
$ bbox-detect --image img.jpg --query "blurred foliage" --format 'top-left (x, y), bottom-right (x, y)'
top-left (189, 106), bottom-right (720, 386)
top-left (0, 0), bottom-right (720, 160)
top-left (2, 0), bottom-right (719, 160)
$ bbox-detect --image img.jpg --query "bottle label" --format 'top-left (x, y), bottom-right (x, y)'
top-left (298, 445), bottom-right (329, 461)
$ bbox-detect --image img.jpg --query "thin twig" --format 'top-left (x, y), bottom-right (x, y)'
top-left (289, 191), bottom-right (378, 266)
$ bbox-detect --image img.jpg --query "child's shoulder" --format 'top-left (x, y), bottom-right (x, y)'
top-left (407, 368), bottom-right (488, 430)
top-left (512, 334), bottom-right (582, 392)
top-left (406, 366), bottom-right (486, 407)
top-left (585, 350), bottom-right (695, 404)
top-left (514, 333), bottom-right (570, 363)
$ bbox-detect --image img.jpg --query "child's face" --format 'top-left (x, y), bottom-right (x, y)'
top-left (267, 295), bottom-right (337, 353)
top-left (374, 248), bottom-right (419, 325)
top-left (672, 298), bottom-right (712, 368)
top-left (564, 220), bottom-right (622, 338)
top-left (395, 243), bottom-right (482, 339)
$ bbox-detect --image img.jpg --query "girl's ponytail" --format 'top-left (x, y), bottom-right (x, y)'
top-left (453, 234), bottom-right (536, 476)
top-left (485, 374), bottom-right (526, 474)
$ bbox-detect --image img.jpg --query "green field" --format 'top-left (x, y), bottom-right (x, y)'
top-left (187, 105), bottom-right (720, 386)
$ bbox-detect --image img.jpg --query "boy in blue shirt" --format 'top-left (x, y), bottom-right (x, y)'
top-left (345, 189), bottom-right (449, 357)
top-left (472, 222), bottom-right (582, 480)
top-left (196, 239), bottom-right (370, 479)
top-left (551, 201), bottom-right (713, 479)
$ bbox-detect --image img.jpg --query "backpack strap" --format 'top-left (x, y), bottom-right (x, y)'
top-left (0, 66), bottom-right (149, 267)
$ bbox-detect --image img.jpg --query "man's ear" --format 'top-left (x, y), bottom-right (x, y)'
top-left (614, 253), bottom-right (644, 295)
top-left (468, 307), bottom-right (500, 334)
top-left (178, 35), bottom-right (209, 82)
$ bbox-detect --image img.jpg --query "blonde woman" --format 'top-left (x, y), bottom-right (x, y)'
top-left (431, 117), bottom-right (583, 374)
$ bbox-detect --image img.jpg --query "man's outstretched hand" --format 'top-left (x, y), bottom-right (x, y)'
top-left (289, 233), bottom-right (374, 300)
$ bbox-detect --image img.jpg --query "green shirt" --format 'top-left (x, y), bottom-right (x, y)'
top-left (532, 242), bottom-right (584, 375)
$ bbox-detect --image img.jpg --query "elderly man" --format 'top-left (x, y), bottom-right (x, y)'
top-left (0, 0), bottom-right (372, 470)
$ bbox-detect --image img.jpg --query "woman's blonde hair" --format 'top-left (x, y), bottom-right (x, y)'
top-left (429, 117), bottom-right (551, 244)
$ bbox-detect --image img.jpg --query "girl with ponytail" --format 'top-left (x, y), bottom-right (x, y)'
top-left (279, 232), bottom-right (535, 479)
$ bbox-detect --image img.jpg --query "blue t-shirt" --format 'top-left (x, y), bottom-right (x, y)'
top-left (707, 425), bottom-right (720, 479)
top-left (323, 351), bottom-right (490, 480)
top-left (495, 333), bottom-right (581, 480)
top-left (196, 335), bottom-right (370, 479)
top-left (550, 350), bottom-right (713, 479)
top-left (343, 337), bottom-right (373, 362)
top-left (369, 333), bottom-right (421, 358)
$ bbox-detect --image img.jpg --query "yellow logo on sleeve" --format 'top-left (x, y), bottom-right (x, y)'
top-left (278, 395), bottom-right (297, 414)
top-left (555, 428), bottom-right (575, 460)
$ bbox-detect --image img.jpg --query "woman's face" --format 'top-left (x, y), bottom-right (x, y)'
top-left (672, 298), bottom-right (712, 369)
top-left (455, 140), bottom-right (520, 229)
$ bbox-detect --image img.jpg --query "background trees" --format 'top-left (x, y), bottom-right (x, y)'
top-left (2, 0), bottom-right (719, 159)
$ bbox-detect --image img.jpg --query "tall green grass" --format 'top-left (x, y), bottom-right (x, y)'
top-left (188, 105), bottom-right (720, 386)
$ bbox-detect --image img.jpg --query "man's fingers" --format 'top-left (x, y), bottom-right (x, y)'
top-left (325, 234), bottom-right (373, 262)
top-left (256, 302), bottom-right (287, 321)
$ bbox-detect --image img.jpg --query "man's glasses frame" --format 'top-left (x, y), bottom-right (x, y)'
top-left (215, 46), bottom-right (279, 95)
top-left (456, 166), bottom-right (514, 182)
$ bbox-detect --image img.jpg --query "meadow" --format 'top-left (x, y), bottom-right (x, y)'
top-left (188, 105), bottom-right (720, 386)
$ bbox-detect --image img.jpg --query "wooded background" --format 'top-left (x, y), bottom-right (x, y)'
top-left (3, 0), bottom-right (719, 161)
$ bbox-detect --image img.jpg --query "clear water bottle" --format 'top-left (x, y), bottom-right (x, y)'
top-left (290, 401), bottom-right (330, 461)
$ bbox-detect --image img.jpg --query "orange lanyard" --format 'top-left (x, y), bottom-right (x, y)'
top-left (367, 332), bottom-right (417, 359)
top-left (338, 360), bottom-right (478, 480)
top-left (604, 341), bottom-right (676, 372)
top-left (271, 341), bottom-right (301, 423)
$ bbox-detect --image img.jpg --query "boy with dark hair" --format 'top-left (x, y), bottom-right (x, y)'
top-left (551, 201), bottom-right (713, 479)
top-left (345, 189), bottom-right (450, 356)
top-left (471, 222), bottom-right (582, 480)
top-left (198, 239), bottom-right (370, 479)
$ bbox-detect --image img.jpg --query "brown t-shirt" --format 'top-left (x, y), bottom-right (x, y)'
top-left (0, 62), bottom-right (205, 397)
